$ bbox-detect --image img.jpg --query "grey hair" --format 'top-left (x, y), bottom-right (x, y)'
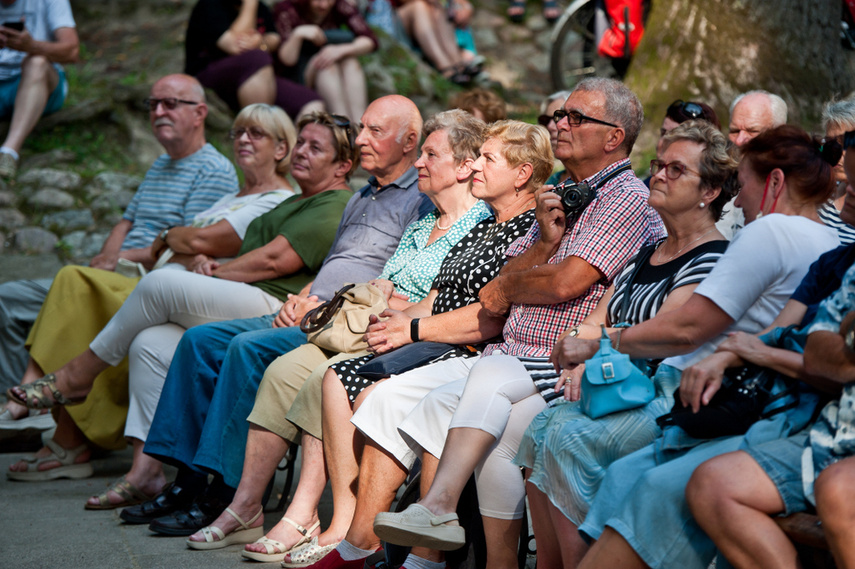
top-left (541, 90), bottom-right (573, 114)
top-left (730, 90), bottom-right (788, 126)
top-left (573, 77), bottom-right (643, 154)
top-left (822, 95), bottom-right (855, 132)
top-left (423, 109), bottom-right (486, 164)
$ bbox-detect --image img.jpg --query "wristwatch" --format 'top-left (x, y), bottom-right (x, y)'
top-left (158, 227), bottom-right (172, 242)
top-left (410, 318), bottom-right (420, 343)
top-left (567, 326), bottom-right (580, 338)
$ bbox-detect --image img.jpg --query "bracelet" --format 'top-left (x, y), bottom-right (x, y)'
top-left (614, 328), bottom-right (623, 351)
top-left (410, 318), bottom-right (420, 343)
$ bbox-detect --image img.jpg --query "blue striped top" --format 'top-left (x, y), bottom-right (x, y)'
top-left (121, 143), bottom-right (238, 250)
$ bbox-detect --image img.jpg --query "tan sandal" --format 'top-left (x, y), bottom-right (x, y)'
top-left (6, 373), bottom-right (80, 410)
top-left (6, 439), bottom-right (93, 481)
top-left (186, 507), bottom-right (264, 550)
top-left (241, 517), bottom-right (321, 562)
top-left (85, 476), bottom-right (156, 510)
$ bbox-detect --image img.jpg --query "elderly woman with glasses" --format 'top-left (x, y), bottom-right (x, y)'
top-left (536, 90), bottom-right (572, 186)
top-left (7, 111), bottom-right (357, 495)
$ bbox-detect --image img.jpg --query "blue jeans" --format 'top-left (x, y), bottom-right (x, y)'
top-left (144, 314), bottom-right (308, 487)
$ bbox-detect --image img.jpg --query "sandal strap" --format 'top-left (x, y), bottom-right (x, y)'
top-left (279, 516), bottom-right (320, 538)
top-left (225, 506), bottom-right (263, 531)
top-left (200, 525), bottom-right (225, 543)
top-left (251, 535), bottom-right (288, 555)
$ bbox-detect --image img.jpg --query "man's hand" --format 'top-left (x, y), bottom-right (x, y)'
top-left (535, 186), bottom-right (568, 251)
top-left (479, 276), bottom-right (512, 317)
top-left (89, 252), bottom-right (119, 271)
top-left (1, 27), bottom-right (34, 52)
top-left (715, 332), bottom-right (766, 363)
top-left (554, 364), bottom-right (585, 402)
top-left (549, 336), bottom-right (598, 375)
top-left (274, 293), bottom-right (321, 328)
top-left (364, 309), bottom-right (413, 354)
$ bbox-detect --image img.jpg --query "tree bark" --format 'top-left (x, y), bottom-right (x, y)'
top-left (625, 0), bottom-right (855, 159)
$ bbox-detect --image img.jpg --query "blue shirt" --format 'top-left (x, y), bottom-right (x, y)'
top-left (121, 143), bottom-right (238, 250)
top-left (309, 167), bottom-right (433, 301)
top-left (792, 242), bottom-right (855, 326)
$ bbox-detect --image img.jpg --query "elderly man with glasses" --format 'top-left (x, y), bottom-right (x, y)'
top-left (0, 73), bottom-right (237, 413)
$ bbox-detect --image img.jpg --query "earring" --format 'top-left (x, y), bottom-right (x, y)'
top-left (699, 202), bottom-right (705, 208)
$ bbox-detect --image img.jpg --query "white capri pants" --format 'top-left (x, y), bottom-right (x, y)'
top-left (350, 356), bottom-right (478, 470)
top-left (399, 354), bottom-right (546, 520)
top-left (89, 269), bottom-right (282, 366)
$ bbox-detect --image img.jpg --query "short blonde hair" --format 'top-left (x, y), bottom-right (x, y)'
top-left (233, 104), bottom-right (297, 176)
top-left (485, 120), bottom-right (554, 190)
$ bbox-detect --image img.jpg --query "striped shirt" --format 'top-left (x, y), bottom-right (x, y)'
top-left (818, 201), bottom-right (855, 245)
top-left (121, 143), bottom-right (238, 250)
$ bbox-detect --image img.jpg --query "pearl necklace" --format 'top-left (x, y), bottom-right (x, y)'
top-left (654, 228), bottom-right (716, 264)
top-left (434, 215), bottom-right (452, 231)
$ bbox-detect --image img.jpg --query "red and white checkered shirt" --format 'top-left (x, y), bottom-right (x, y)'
top-left (484, 158), bottom-right (666, 359)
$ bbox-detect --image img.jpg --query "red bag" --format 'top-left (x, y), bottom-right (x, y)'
top-left (598, 0), bottom-right (644, 59)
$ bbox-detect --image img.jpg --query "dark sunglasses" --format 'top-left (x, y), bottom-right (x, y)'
top-left (552, 109), bottom-right (619, 128)
top-left (229, 126), bottom-right (272, 141)
top-left (667, 100), bottom-right (704, 120)
top-left (650, 159), bottom-right (701, 181)
top-left (537, 114), bottom-right (552, 127)
top-left (143, 97), bottom-right (200, 112)
top-left (330, 114), bottom-right (355, 147)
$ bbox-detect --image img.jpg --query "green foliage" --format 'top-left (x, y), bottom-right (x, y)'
top-left (23, 123), bottom-right (140, 177)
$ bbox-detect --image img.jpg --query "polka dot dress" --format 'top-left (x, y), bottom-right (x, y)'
top-left (332, 209), bottom-right (536, 402)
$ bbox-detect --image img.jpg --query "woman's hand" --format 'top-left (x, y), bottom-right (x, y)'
top-left (534, 186), bottom-right (568, 250)
top-left (296, 24), bottom-right (327, 45)
top-left (234, 30), bottom-right (263, 52)
top-left (369, 279), bottom-right (397, 301)
top-left (716, 331), bottom-right (767, 363)
top-left (555, 363), bottom-right (585, 402)
top-left (679, 351), bottom-right (734, 413)
top-left (549, 335), bottom-right (599, 372)
top-left (364, 309), bottom-right (412, 354)
top-left (479, 277), bottom-right (511, 317)
top-left (309, 44), bottom-right (348, 70)
top-left (194, 258), bottom-right (220, 276)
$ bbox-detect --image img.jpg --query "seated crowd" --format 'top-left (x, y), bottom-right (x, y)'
top-left (5, 24), bottom-right (855, 569)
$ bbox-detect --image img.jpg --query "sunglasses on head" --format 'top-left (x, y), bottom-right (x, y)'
top-left (667, 100), bottom-right (704, 120)
top-left (143, 97), bottom-right (200, 112)
top-left (329, 114), bottom-right (355, 150)
top-left (537, 114), bottom-right (552, 127)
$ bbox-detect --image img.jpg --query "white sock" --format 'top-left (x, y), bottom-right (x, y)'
top-left (0, 147), bottom-right (19, 160)
top-left (337, 539), bottom-right (376, 561)
top-left (403, 554), bottom-right (446, 569)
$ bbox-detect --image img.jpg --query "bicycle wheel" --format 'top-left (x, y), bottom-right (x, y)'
top-left (550, 0), bottom-right (598, 91)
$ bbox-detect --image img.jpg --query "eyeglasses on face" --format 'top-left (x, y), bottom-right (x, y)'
top-left (667, 100), bottom-right (704, 120)
top-left (552, 109), bottom-right (619, 128)
top-left (143, 97), bottom-right (200, 112)
top-left (650, 159), bottom-right (701, 180)
top-left (537, 114), bottom-right (552, 127)
top-left (229, 126), bottom-right (272, 141)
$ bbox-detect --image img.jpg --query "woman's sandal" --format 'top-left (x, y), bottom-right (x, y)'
top-left (241, 518), bottom-right (321, 562)
top-left (281, 537), bottom-right (341, 568)
top-left (440, 65), bottom-right (472, 86)
top-left (543, 0), bottom-right (560, 24)
top-left (186, 507), bottom-right (264, 550)
top-left (6, 439), bottom-right (94, 482)
top-left (5, 373), bottom-right (81, 410)
top-left (507, 0), bottom-right (526, 23)
top-left (85, 476), bottom-right (157, 510)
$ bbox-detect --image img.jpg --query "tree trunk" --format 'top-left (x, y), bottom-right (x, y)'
top-left (625, 0), bottom-right (855, 160)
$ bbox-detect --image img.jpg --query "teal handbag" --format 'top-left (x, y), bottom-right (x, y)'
top-left (580, 325), bottom-right (655, 419)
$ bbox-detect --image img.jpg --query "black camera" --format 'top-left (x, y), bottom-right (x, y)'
top-left (552, 180), bottom-right (595, 216)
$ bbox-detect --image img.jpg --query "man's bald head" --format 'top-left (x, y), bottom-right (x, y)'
top-left (728, 90), bottom-right (787, 147)
top-left (148, 74), bottom-right (208, 159)
top-left (355, 95), bottom-right (423, 184)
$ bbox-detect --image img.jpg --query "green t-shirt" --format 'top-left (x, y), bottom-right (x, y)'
top-left (240, 189), bottom-right (353, 300)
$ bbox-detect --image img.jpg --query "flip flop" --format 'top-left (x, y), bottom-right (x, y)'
top-left (241, 517), bottom-right (321, 562)
top-left (6, 439), bottom-right (93, 482)
top-left (507, 0), bottom-right (526, 23)
top-left (186, 507), bottom-right (264, 550)
top-left (85, 476), bottom-right (157, 510)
